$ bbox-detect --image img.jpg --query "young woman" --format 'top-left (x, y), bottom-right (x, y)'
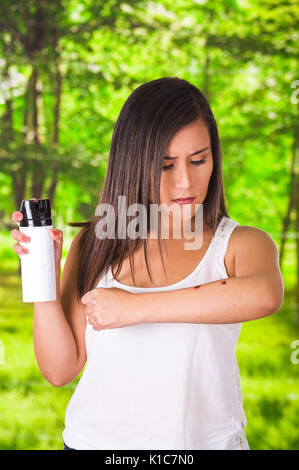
top-left (11, 77), bottom-right (284, 450)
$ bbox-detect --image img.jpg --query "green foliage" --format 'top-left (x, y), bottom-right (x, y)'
top-left (0, 0), bottom-right (298, 451)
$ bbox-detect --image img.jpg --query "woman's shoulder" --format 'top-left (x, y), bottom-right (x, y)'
top-left (228, 222), bottom-right (279, 265)
top-left (230, 222), bottom-right (276, 241)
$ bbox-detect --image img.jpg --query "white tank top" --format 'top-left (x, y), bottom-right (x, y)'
top-left (62, 216), bottom-right (250, 450)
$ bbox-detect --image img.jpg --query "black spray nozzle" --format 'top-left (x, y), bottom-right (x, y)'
top-left (19, 199), bottom-right (53, 227)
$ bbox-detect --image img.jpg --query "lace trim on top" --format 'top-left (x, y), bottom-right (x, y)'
top-left (215, 216), bottom-right (231, 240)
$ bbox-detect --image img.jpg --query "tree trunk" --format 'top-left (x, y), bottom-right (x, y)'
top-left (30, 67), bottom-right (45, 198)
top-left (48, 29), bottom-right (62, 208)
top-left (1, 42), bottom-right (14, 142)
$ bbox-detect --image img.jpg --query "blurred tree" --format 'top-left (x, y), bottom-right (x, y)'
top-left (0, 0), bottom-right (298, 318)
top-left (0, 0), bottom-right (153, 210)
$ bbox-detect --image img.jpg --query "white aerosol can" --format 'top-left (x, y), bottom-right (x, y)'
top-left (19, 199), bottom-right (56, 302)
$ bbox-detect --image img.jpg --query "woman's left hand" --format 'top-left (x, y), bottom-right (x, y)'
top-left (81, 287), bottom-right (139, 331)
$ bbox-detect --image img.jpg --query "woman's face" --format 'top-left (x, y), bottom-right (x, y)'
top-left (149, 118), bottom-right (213, 234)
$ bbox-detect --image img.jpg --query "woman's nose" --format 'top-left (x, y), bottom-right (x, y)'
top-left (174, 166), bottom-right (192, 188)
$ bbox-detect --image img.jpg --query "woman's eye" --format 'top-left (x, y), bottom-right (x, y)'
top-left (162, 159), bottom-right (207, 171)
top-left (191, 158), bottom-right (207, 166)
top-left (162, 164), bottom-right (174, 171)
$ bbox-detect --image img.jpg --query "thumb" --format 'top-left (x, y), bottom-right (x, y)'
top-left (50, 228), bottom-right (63, 241)
top-left (50, 229), bottom-right (64, 264)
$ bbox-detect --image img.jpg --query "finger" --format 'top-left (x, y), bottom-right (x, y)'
top-left (86, 302), bottom-right (93, 317)
top-left (90, 309), bottom-right (104, 326)
top-left (88, 314), bottom-right (97, 326)
top-left (81, 289), bottom-right (97, 305)
top-left (10, 228), bottom-right (31, 243)
top-left (91, 314), bottom-right (104, 331)
top-left (86, 300), bottom-right (99, 319)
top-left (82, 287), bottom-right (104, 305)
top-left (12, 197), bottom-right (38, 226)
top-left (49, 228), bottom-right (63, 242)
top-left (12, 211), bottom-right (23, 227)
top-left (92, 322), bottom-right (104, 331)
top-left (13, 242), bottom-right (29, 256)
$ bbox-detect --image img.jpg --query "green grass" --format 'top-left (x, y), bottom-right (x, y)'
top-left (237, 308), bottom-right (299, 450)
top-left (0, 232), bottom-right (298, 450)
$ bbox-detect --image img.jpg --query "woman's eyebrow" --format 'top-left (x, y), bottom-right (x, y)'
top-left (164, 146), bottom-right (210, 159)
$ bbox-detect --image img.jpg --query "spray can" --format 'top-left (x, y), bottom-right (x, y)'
top-left (19, 199), bottom-right (56, 302)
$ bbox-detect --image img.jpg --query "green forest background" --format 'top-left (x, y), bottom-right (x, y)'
top-left (0, 0), bottom-right (298, 450)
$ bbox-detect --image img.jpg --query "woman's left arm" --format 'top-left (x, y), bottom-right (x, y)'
top-left (138, 226), bottom-right (284, 324)
top-left (81, 227), bottom-right (284, 329)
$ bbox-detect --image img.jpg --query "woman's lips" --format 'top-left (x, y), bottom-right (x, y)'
top-left (171, 197), bottom-right (195, 204)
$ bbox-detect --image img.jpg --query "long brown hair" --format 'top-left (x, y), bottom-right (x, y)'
top-left (68, 77), bottom-right (229, 302)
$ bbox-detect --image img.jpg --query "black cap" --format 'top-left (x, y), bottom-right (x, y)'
top-left (19, 199), bottom-right (53, 227)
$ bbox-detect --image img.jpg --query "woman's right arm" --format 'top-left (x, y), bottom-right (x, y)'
top-left (11, 206), bottom-right (87, 387)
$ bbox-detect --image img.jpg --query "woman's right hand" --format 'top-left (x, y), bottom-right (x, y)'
top-left (11, 197), bottom-right (64, 269)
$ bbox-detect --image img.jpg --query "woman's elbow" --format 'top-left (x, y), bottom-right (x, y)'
top-left (264, 276), bottom-right (284, 315)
